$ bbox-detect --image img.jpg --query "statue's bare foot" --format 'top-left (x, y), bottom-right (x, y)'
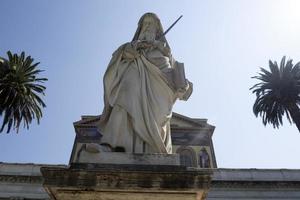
top-left (85, 143), bottom-right (112, 153)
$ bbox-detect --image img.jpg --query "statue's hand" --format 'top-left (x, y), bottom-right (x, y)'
top-left (177, 80), bottom-right (193, 101)
top-left (134, 40), bottom-right (153, 49)
top-left (129, 40), bottom-right (168, 55)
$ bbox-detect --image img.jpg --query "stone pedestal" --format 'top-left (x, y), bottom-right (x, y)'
top-left (41, 162), bottom-right (212, 200)
top-left (42, 112), bottom-right (215, 200)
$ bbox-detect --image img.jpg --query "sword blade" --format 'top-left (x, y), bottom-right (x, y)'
top-left (161, 15), bottom-right (183, 38)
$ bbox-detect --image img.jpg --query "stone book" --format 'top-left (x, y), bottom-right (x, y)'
top-left (173, 61), bottom-right (193, 100)
top-left (173, 61), bottom-right (187, 90)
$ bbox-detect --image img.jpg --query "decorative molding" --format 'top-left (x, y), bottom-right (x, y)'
top-left (172, 133), bottom-right (210, 146)
top-left (41, 165), bottom-right (212, 191)
top-left (211, 180), bottom-right (300, 189)
top-left (0, 175), bottom-right (43, 184)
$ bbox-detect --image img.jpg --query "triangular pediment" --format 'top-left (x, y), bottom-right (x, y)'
top-left (73, 112), bottom-right (214, 131)
top-left (73, 116), bottom-right (100, 127)
top-left (171, 112), bottom-right (208, 129)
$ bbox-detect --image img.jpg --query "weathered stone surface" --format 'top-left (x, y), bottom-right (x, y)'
top-left (56, 191), bottom-right (201, 200)
top-left (0, 163), bottom-right (63, 200)
top-left (75, 150), bottom-right (180, 166)
top-left (41, 164), bottom-right (212, 200)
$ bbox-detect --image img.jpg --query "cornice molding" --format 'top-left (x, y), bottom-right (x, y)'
top-left (0, 174), bottom-right (43, 184)
top-left (211, 180), bottom-right (300, 189)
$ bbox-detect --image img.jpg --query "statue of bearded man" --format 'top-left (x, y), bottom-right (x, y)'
top-left (94, 13), bottom-right (192, 154)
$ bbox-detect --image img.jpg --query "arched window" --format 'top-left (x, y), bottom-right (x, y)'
top-left (176, 146), bottom-right (197, 167)
top-left (199, 148), bottom-right (211, 168)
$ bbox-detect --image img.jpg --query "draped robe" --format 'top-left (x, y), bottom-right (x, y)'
top-left (98, 42), bottom-right (177, 154)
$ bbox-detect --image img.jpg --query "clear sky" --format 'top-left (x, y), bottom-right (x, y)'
top-left (1, 0), bottom-right (300, 168)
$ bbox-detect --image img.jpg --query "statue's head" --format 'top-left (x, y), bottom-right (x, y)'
top-left (133, 13), bottom-right (164, 42)
top-left (132, 13), bottom-right (171, 56)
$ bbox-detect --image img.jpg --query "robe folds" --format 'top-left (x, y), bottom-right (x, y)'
top-left (98, 42), bottom-right (177, 154)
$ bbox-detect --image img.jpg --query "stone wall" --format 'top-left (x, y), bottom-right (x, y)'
top-left (0, 163), bottom-right (51, 199)
top-left (1, 163), bottom-right (300, 200)
top-left (208, 168), bottom-right (300, 200)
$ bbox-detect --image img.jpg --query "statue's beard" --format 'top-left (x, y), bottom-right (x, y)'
top-left (138, 30), bottom-right (156, 42)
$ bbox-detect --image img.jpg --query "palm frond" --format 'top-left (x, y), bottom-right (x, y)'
top-left (0, 51), bottom-right (47, 133)
top-left (251, 56), bottom-right (300, 131)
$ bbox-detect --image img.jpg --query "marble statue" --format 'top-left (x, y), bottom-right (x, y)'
top-left (88, 13), bottom-right (192, 154)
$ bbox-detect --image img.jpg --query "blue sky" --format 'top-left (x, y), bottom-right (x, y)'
top-left (1, 0), bottom-right (300, 168)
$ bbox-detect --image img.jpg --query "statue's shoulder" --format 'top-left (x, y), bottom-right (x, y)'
top-left (107, 42), bottom-right (131, 66)
top-left (112, 42), bottom-right (131, 57)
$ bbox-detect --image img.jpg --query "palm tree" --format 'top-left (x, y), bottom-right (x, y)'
top-left (250, 56), bottom-right (300, 132)
top-left (0, 51), bottom-right (48, 133)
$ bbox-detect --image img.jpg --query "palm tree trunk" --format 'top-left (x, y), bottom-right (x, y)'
top-left (287, 103), bottom-right (300, 132)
